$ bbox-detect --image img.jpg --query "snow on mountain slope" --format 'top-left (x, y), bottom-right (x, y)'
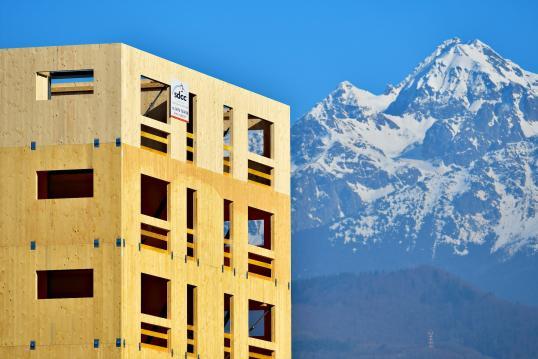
top-left (292, 38), bottom-right (538, 258)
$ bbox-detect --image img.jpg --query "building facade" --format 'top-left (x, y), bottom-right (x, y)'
top-left (0, 44), bottom-right (291, 358)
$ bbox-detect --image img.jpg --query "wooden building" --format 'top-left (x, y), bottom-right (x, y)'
top-left (0, 44), bottom-right (291, 358)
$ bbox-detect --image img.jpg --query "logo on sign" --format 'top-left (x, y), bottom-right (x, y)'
top-left (170, 80), bottom-right (189, 122)
top-left (173, 84), bottom-right (188, 102)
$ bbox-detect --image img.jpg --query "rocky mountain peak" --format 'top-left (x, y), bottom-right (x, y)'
top-left (292, 38), bottom-right (538, 259)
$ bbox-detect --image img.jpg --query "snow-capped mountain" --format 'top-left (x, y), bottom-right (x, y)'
top-left (292, 38), bottom-right (538, 260)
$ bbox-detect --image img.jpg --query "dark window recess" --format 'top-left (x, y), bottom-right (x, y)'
top-left (248, 300), bottom-right (273, 342)
top-left (37, 169), bottom-right (94, 199)
top-left (224, 293), bottom-right (233, 357)
top-left (223, 106), bottom-right (233, 173)
top-left (141, 124), bottom-right (168, 154)
top-left (186, 188), bottom-right (197, 258)
top-left (187, 284), bottom-right (197, 354)
top-left (141, 322), bottom-right (169, 349)
top-left (141, 223), bottom-right (169, 251)
top-left (141, 174), bottom-right (169, 220)
top-left (248, 252), bottom-right (273, 278)
top-left (37, 269), bottom-right (93, 299)
top-left (141, 273), bottom-right (169, 318)
top-left (249, 346), bottom-right (274, 359)
top-left (141, 76), bottom-right (170, 123)
top-left (224, 293), bottom-right (232, 333)
top-left (186, 94), bottom-right (197, 162)
top-left (247, 160), bottom-right (272, 187)
top-left (248, 207), bottom-right (272, 249)
top-left (224, 200), bottom-right (232, 267)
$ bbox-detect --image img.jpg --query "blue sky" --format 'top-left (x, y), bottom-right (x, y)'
top-left (1, 0), bottom-right (537, 121)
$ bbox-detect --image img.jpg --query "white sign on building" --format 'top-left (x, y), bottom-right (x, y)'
top-left (170, 80), bottom-right (189, 122)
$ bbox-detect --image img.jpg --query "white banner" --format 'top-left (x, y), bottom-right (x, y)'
top-left (171, 80), bottom-right (189, 122)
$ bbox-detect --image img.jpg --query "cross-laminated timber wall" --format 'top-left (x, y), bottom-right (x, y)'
top-left (0, 44), bottom-right (291, 358)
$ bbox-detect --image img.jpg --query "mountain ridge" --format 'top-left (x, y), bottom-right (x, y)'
top-left (293, 265), bottom-right (538, 359)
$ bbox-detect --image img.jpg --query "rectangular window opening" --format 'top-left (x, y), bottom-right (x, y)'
top-left (186, 94), bottom-right (197, 162)
top-left (141, 124), bottom-right (169, 155)
top-left (224, 199), bottom-right (233, 268)
top-left (248, 115), bottom-right (272, 158)
top-left (248, 207), bottom-right (273, 279)
top-left (187, 284), bottom-right (197, 354)
top-left (141, 174), bottom-right (169, 220)
top-left (248, 207), bottom-right (272, 250)
top-left (249, 346), bottom-right (274, 359)
top-left (141, 322), bottom-right (169, 351)
top-left (187, 188), bottom-right (197, 258)
top-left (248, 300), bottom-right (274, 342)
top-left (141, 223), bottom-right (169, 253)
top-left (36, 70), bottom-right (94, 100)
top-left (224, 294), bottom-right (233, 358)
top-left (248, 160), bottom-right (273, 187)
top-left (223, 106), bottom-right (233, 173)
top-left (37, 269), bottom-right (93, 299)
top-left (248, 252), bottom-right (273, 279)
top-left (141, 76), bottom-right (170, 123)
top-left (37, 169), bottom-right (94, 199)
top-left (141, 273), bottom-right (169, 319)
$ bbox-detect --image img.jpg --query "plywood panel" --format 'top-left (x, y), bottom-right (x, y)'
top-left (1, 43), bottom-right (290, 358)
